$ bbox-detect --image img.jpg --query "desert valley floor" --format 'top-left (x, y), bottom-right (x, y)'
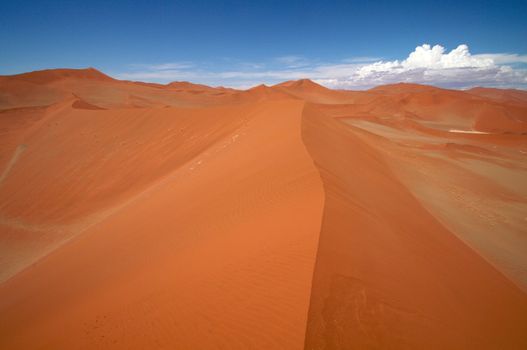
top-left (1, 68), bottom-right (527, 349)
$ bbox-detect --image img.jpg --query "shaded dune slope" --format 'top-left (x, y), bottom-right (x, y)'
top-left (301, 103), bottom-right (527, 349)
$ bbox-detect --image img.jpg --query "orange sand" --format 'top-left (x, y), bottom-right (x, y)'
top-left (1, 68), bottom-right (526, 349)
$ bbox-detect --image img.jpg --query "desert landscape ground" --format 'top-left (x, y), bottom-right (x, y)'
top-left (0, 68), bottom-right (527, 349)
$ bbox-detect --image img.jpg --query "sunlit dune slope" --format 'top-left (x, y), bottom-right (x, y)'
top-left (0, 97), bottom-right (256, 282)
top-left (0, 68), bottom-right (244, 109)
top-left (0, 98), bottom-right (324, 349)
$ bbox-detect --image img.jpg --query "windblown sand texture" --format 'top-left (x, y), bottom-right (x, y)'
top-left (1, 69), bottom-right (527, 349)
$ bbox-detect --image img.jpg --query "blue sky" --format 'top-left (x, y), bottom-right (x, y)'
top-left (1, 0), bottom-right (526, 88)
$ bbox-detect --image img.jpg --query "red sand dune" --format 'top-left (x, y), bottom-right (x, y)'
top-left (1, 68), bottom-right (527, 349)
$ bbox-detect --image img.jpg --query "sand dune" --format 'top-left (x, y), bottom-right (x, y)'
top-left (1, 68), bottom-right (526, 349)
top-left (302, 104), bottom-right (527, 349)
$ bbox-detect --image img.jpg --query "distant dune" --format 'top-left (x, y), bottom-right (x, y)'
top-left (1, 68), bottom-right (526, 349)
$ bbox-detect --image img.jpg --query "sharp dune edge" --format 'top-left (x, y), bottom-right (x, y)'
top-left (0, 68), bottom-right (526, 349)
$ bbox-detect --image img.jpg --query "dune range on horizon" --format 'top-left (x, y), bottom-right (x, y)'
top-left (1, 68), bottom-right (527, 349)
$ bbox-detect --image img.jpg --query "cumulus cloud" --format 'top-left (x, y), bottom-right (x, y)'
top-left (115, 44), bottom-right (527, 89)
top-left (404, 44), bottom-right (493, 69)
top-left (323, 44), bottom-right (527, 89)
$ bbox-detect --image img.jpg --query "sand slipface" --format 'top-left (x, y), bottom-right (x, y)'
top-left (301, 104), bottom-right (527, 349)
top-left (1, 68), bottom-right (527, 349)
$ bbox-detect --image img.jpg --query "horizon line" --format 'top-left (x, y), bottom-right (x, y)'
top-left (3, 66), bottom-right (526, 92)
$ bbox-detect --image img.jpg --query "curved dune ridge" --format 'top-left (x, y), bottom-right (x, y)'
top-left (0, 68), bottom-right (527, 349)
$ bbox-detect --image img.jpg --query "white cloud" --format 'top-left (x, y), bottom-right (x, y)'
top-left (404, 44), bottom-right (493, 69)
top-left (275, 55), bottom-right (311, 68)
top-left (324, 44), bottom-right (527, 89)
top-left (474, 53), bottom-right (527, 65)
top-left (341, 56), bottom-right (382, 63)
top-left (115, 44), bottom-right (527, 89)
top-left (128, 62), bottom-right (194, 71)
